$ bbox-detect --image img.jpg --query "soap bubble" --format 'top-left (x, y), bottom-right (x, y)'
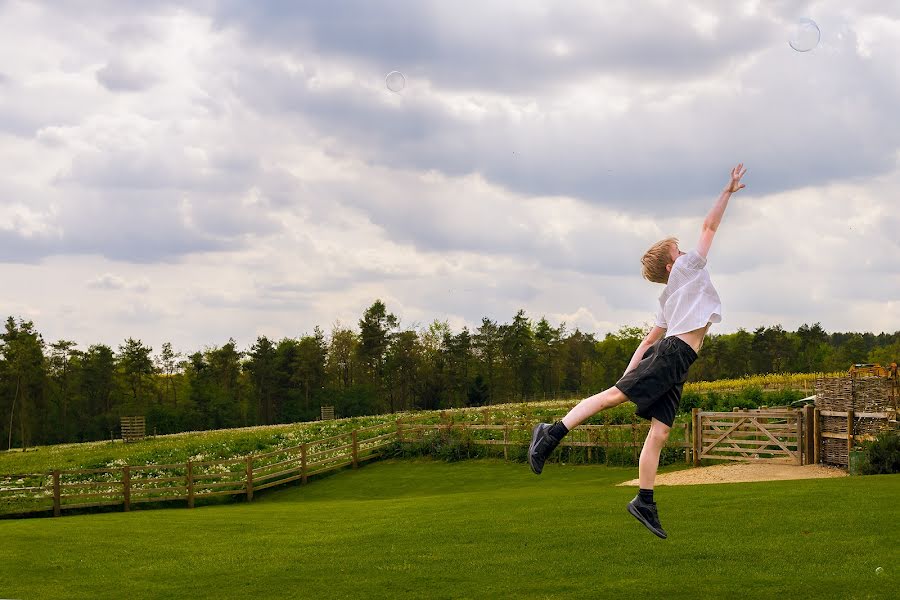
top-left (789, 18), bottom-right (820, 52)
top-left (385, 71), bottom-right (406, 93)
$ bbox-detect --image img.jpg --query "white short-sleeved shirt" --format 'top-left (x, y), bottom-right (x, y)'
top-left (654, 249), bottom-right (722, 337)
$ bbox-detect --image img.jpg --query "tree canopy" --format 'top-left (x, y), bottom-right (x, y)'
top-left (1, 306), bottom-right (897, 448)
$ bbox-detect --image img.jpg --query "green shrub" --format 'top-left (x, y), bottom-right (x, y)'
top-left (762, 389), bottom-right (806, 407)
top-left (859, 431), bottom-right (900, 475)
top-left (659, 445), bottom-right (686, 466)
top-left (739, 386), bottom-right (764, 407)
top-left (678, 392), bottom-right (702, 414)
top-left (702, 391), bottom-right (722, 411)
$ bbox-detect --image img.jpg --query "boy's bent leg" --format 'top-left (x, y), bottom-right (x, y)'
top-left (561, 386), bottom-right (630, 431)
top-left (529, 386), bottom-right (629, 475)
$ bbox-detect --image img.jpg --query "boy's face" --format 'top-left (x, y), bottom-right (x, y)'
top-left (666, 243), bottom-right (685, 272)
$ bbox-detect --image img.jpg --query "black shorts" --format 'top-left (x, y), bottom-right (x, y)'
top-left (614, 336), bottom-right (697, 428)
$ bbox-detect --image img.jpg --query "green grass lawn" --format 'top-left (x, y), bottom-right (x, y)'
top-left (1, 458), bottom-right (897, 599)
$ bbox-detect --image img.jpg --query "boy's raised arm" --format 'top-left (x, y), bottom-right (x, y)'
top-left (696, 163), bottom-right (747, 259)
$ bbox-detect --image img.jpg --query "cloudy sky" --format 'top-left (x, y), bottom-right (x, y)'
top-left (1, 0), bottom-right (898, 354)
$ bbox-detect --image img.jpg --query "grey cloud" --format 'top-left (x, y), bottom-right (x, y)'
top-left (96, 59), bottom-right (159, 92)
top-left (59, 141), bottom-right (263, 194)
top-left (231, 20), bottom-right (900, 216)
top-left (106, 21), bottom-right (162, 47)
top-left (0, 230), bottom-right (57, 264)
top-left (213, 1), bottom-right (774, 91)
top-left (302, 175), bottom-right (648, 277)
top-left (56, 192), bottom-right (268, 263)
top-left (0, 188), bottom-right (268, 264)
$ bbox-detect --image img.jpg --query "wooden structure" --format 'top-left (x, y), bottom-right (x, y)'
top-left (692, 408), bottom-right (803, 466)
top-left (814, 369), bottom-right (897, 468)
top-left (120, 416), bottom-right (146, 443)
top-left (320, 406), bottom-right (335, 421)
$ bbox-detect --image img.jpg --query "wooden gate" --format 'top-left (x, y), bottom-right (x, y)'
top-left (693, 409), bottom-right (803, 465)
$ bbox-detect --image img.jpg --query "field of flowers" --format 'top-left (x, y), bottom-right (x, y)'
top-left (685, 371), bottom-right (842, 394)
top-left (0, 373), bottom-right (826, 517)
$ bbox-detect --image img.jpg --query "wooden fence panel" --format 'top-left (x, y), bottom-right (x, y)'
top-left (697, 410), bottom-right (802, 464)
top-left (120, 416), bottom-right (146, 443)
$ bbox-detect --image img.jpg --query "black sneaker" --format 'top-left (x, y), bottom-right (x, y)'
top-left (528, 423), bottom-right (562, 475)
top-left (627, 494), bottom-right (668, 539)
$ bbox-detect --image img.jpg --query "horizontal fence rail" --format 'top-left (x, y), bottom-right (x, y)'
top-left (2, 410), bottom-right (695, 519)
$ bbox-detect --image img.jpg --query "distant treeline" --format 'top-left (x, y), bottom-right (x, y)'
top-left (2, 300), bottom-right (898, 449)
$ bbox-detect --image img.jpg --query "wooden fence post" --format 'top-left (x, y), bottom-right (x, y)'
top-left (796, 409), bottom-right (804, 466)
top-left (631, 423), bottom-right (638, 463)
top-left (123, 466), bottom-right (131, 512)
top-left (587, 429), bottom-right (593, 462)
top-left (692, 408), bottom-right (700, 467)
top-left (503, 425), bottom-right (508, 461)
top-left (246, 458), bottom-right (253, 501)
top-left (813, 407), bottom-right (821, 465)
top-left (352, 430), bottom-right (358, 469)
top-left (604, 426), bottom-right (610, 466)
top-left (301, 443), bottom-right (308, 485)
top-left (464, 423), bottom-right (470, 459)
top-left (804, 405), bottom-right (815, 465)
top-left (847, 409), bottom-right (854, 455)
top-left (187, 461), bottom-right (194, 508)
top-left (52, 470), bottom-right (60, 517)
top-left (685, 422), bottom-right (691, 465)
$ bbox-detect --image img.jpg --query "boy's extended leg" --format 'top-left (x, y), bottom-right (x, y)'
top-left (639, 418), bottom-right (671, 489)
top-left (528, 386), bottom-right (629, 475)
top-left (628, 418), bottom-right (671, 539)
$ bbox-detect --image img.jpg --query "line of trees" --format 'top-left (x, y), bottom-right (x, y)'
top-left (2, 301), bottom-right (898, 449)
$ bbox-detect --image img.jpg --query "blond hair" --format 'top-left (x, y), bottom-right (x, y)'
top-left (641, 237), bottom-right (678, 284)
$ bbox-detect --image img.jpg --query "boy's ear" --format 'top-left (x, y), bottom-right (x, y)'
top-left (665, 263), bottom-right (673, 273)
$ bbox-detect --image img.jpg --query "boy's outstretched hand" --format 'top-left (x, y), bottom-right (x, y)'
top-left (726, 163), bottom-right (747, 193)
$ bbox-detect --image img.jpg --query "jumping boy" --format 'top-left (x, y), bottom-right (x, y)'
top-left (528, 163), bottom-right (748, 539)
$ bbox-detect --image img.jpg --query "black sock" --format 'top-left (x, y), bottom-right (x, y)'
top-left (548, 421), bottom-right (569, 440)
top-left (639, 488), bottom-right (655, 504)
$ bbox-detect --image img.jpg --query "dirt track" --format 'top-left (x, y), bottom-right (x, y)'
top-left (617, 461), bottom-right (848, 486)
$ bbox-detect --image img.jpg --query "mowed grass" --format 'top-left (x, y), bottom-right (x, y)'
top-left (1, 458), bottom-right (897, 600)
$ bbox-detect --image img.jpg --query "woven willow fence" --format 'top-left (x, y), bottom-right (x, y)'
top-left (814, 374), bottom-right (898, 467)
top-left (0, 408), bottom-right (691, 519)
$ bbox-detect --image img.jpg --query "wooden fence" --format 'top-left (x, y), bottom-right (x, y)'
top-left (0, 412), bottom-right (691, 518)
top-left (9, 400), bottom-right (892, 519)
top-left (814, 374), bottom-right (897, 467)
top-left (1, 421), bottom-right (398, 518)
top-left (399, 418), bottom-right (691, 464)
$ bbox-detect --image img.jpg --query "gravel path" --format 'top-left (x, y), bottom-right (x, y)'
top-left (617, 461), bottom-right (848, 486)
